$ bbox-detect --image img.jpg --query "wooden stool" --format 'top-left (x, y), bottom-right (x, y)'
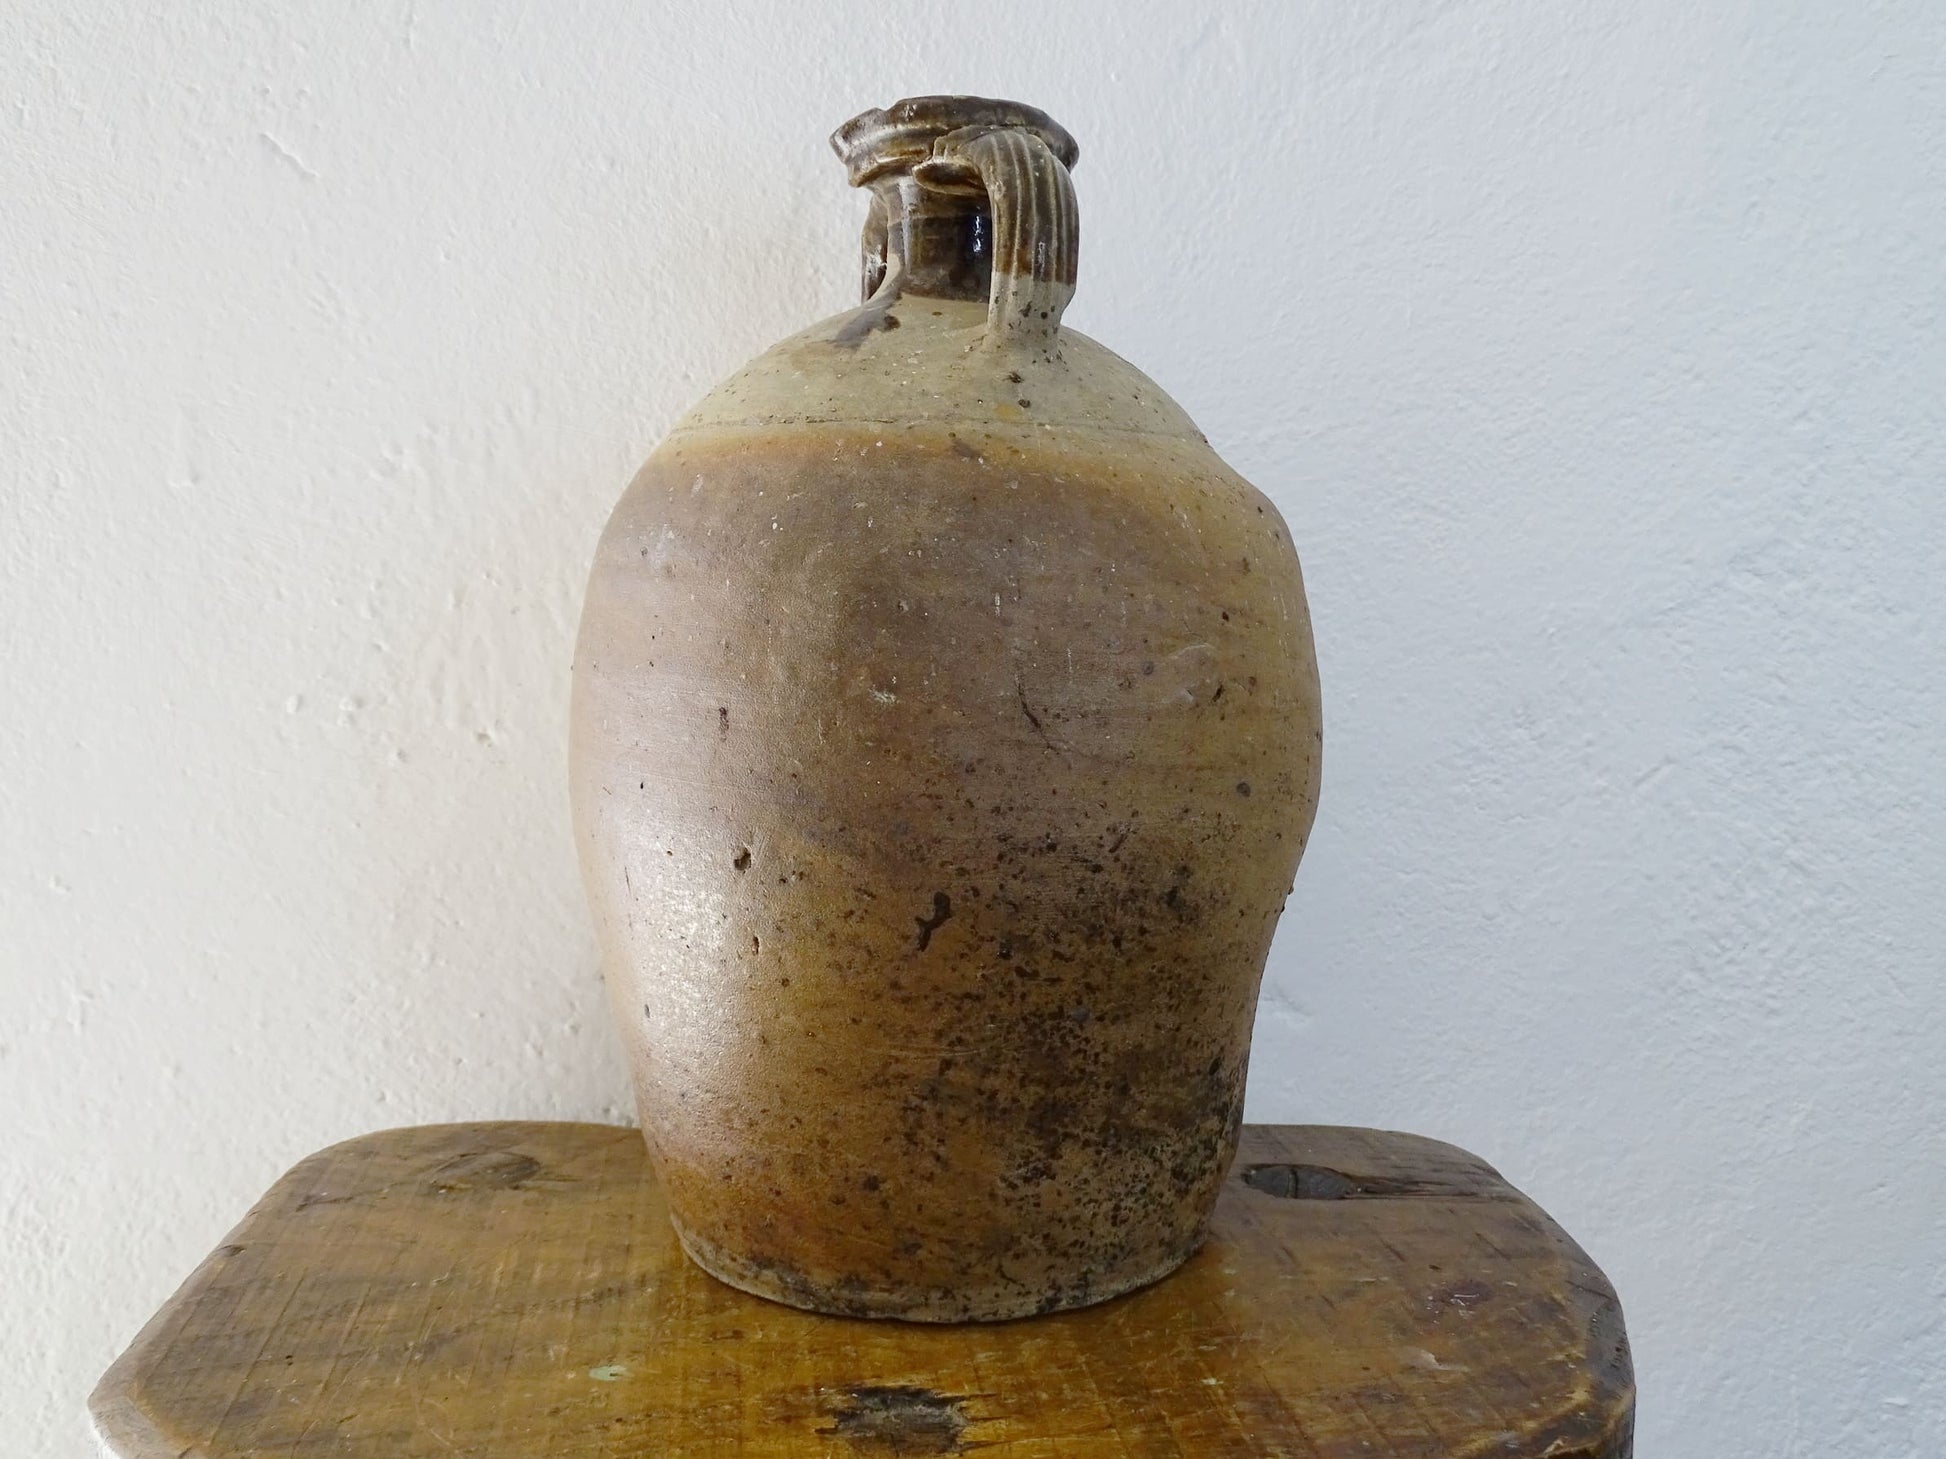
top-left (91, 1123), bottom-right (1633, 1456)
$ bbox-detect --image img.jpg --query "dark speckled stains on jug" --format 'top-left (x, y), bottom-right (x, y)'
top-left (569, 95), bottom-right (1322, 1322)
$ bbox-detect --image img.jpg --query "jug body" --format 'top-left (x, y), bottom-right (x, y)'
top-left (570, 97), bottom-right (1321, 1320)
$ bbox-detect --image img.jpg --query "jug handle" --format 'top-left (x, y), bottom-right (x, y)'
top-left (915, 126), bottom-right (1078, 357)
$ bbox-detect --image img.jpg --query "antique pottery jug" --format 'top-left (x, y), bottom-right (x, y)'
top-left (570, 96), bottom-right (1322, 1320)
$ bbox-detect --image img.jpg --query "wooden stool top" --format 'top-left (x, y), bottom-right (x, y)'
top-left (91, 1123), bottom-right (1632, 1456)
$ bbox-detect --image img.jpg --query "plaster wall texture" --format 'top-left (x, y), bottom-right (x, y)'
top-left (4, 2), bottom-right (1942, 1454)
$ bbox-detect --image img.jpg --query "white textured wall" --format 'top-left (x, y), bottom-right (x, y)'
top-left (7, 2), bottom-right (1943, 1454)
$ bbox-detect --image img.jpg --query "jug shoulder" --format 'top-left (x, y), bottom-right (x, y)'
top-left (670, 297), bottom-right (1213, 448)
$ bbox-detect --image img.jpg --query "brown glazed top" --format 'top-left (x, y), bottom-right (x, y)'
top-left (831, 96), bottom-right (1080, 304)
top-left (831, 96), bottom-right (1079, 185)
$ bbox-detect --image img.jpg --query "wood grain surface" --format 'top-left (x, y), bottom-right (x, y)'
top-left (91, 1123), bottom-right (1632, 1457)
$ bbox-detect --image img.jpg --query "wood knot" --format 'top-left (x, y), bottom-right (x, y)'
top-left (425, 1150), bottom-right (542, 1194)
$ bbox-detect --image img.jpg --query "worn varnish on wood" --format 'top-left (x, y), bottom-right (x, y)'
top-left (90, 1123), bottom-right (1633, 1457)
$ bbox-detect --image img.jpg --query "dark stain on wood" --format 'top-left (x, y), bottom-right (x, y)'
top-left (1242, 1161), bottom-right (1497, 1202)
top-left (819, 1385), bottom-right (977, 1455)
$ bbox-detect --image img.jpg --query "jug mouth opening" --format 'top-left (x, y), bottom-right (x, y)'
top-left (831, 95), bottom-right (1078, 188)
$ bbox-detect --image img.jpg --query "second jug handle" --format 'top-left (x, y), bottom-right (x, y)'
top-left (916, 125), bottom-right (1078, 357)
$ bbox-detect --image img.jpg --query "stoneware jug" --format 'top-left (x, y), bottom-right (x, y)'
top-left (570, 96), bottom-right (1322, 1321)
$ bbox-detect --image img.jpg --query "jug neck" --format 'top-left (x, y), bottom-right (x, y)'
top-left (832, 96), bottom-right (1079, 305)
top-left (861, 175), bottom-right (992, 302)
